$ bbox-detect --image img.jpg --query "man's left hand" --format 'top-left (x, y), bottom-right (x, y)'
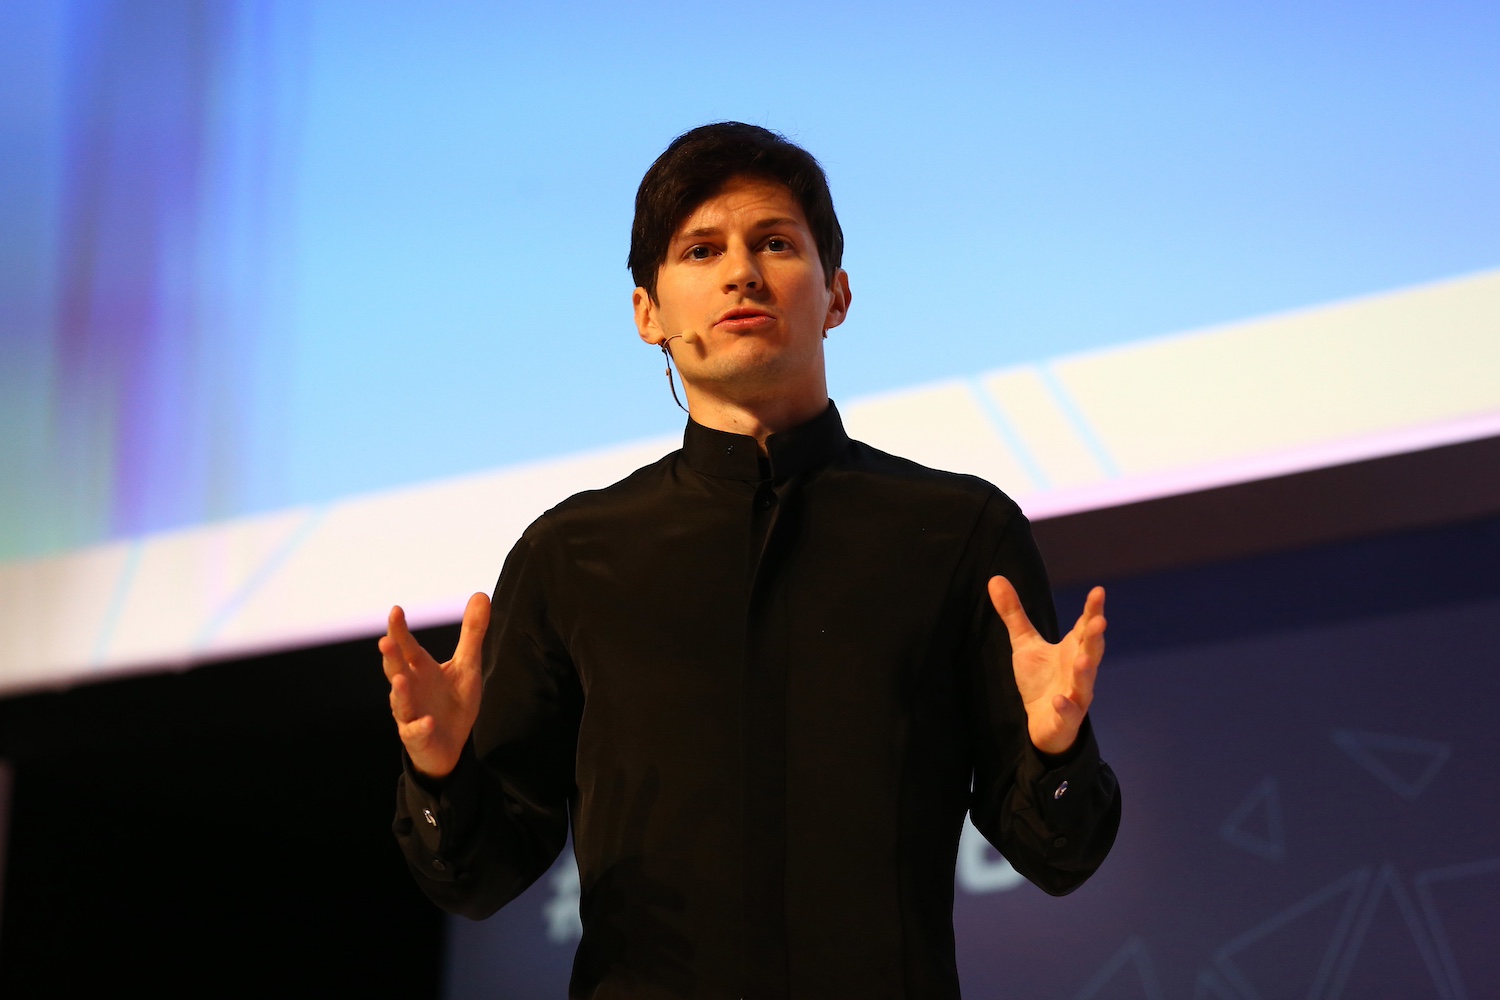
top-left (988, 577), bottom-right (1106, 756)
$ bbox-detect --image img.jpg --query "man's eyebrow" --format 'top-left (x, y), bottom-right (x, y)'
top-left (747, 216), bottom-right (802, 231)
top-left (673, 217), bottom-right (805, 242)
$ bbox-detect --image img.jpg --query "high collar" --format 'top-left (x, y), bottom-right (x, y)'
top-left (681, 400), bottom-right (850, 483)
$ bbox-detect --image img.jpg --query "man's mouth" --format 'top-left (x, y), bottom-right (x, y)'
top-left (715, 307), bottom-right (776, 330)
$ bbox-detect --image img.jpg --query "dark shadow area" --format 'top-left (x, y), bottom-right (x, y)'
top-left (1055, 513), bottom-right (1500, 658)
top-left (1036, 434), bottom-right (1500, 587)
top-left (0, 621), bottom-right (462, 996)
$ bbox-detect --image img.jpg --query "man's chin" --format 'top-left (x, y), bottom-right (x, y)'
top-left (698, 340), bottom-right (820, 378)
top-left (689, 357), bottom-right (795, 393)
top-left (687, 360), bottom-right (826, 407)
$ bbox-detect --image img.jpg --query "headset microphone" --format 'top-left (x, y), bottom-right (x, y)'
top-left (659, 336), bottom-right (689, 413)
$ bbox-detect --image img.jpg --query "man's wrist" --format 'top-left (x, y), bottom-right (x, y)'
top-left (1030, 727), bottom-right (1081, 760)
top-left (1030, 718), bottom-right (1094, 767)
top-left (405, 746), bottom-right (465, 794)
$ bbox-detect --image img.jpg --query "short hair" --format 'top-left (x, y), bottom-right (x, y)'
top-left (628, 122), bottom-right (844, 301)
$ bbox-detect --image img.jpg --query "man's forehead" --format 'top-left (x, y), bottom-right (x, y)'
top-left (671, 177), bottom-right (809, 240)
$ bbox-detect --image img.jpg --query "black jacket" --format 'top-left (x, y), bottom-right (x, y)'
top-left (394, 402), bottom-right (1121, 999)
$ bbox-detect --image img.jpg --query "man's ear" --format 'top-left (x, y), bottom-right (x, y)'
top-left (633, 287), bottom-right (664, 346)
top-left (822, 269), bottom-right (852, 336)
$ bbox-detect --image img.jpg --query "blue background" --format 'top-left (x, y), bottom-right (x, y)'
top-left (3, 0), bottom-right (1498, 559)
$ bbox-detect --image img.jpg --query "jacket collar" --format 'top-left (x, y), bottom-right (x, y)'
top-left (681, 400), bottom-right (849, 483)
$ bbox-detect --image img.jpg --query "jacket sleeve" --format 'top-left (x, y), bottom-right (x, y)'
top-left (962, 497), bottom-right (1121, 896)
top-left (392, 517), bottom-right (582, 919)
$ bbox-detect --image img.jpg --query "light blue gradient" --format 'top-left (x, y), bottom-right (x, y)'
top-left (3, 0), bottom-right (1498, 561)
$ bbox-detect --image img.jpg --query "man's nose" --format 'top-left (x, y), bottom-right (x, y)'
top-left (722, 244), bottom-right (762, 290)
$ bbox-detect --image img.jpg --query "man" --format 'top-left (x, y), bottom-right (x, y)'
top-left (383, 123), bottom-right (1120, 999)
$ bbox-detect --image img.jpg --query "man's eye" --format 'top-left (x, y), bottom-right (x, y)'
top-left (687, 245), bottom-right (714, 260)
top-left (765, 238), bottom-right (789, 252)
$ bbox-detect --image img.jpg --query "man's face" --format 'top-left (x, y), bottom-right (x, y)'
top-left (633, 176), bottom-right (850, 408)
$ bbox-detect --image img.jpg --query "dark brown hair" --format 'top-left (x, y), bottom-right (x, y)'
top-left (628, 122), bottom-right (844, 301)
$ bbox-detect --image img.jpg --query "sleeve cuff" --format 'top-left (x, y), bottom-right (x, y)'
top-left (399, 741), bottom-right (482, 869)
top-left (1016, 716), bottom-right (1104, 829)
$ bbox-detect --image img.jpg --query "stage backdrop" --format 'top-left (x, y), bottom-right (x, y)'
top-left (1, 4), bottom-right (1498, 996)
top-left (444, 517), bottom-right (1500, 999)
top-left (3, 0), bottom-right (1500, 692)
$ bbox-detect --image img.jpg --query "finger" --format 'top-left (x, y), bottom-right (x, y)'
top-left (379, 634), bottom-right (407, 681)
top-left (388, 605), bottom-right (434, 671)
top-left (1065, 591), bottom-right (1106, 682)
top-left (1070, 585), bottom-right (1106, 638)
top-left (388, 604), bottom-right (413, 644)
top-left (1067, 626), bottom-right (1104, 710)
top-left (1078, 613), bottom-right (1106, 666)
top-left (389, 672), bottom-right (417, 723)
top-left (396, 713), bottom-right (435, 746)
top-left (453, 592), bottom-right (491, 666)
top-left (1032, 693), bottom-right (1088, 754)
top-left (1069, 648), bottom-right (1098, 713)
top-left (987, 576), bottom-right (1039, 645)
top-left (1052, 692), bottom-right (1086, 730)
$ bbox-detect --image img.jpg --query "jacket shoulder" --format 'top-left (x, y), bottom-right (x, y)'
top-left (839, 438), bottom-right (1026, 518)
top-left (520, 449), bottom-right (681, 537)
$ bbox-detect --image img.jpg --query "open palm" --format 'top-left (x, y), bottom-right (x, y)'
top-left (380, 592), bottom-right (490, 779)
top-left (988, 577), bottom-right (1106, 755)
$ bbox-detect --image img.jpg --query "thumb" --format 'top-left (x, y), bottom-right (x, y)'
top-left (453, 592), bottom-right (491, 665)
top-left (987, 576), bottom-right (1038, 645)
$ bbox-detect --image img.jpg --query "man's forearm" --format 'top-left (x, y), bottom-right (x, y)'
top-left (393, 742), bottom-right (570, 919)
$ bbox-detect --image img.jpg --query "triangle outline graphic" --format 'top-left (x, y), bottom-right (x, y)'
top-left (1412, 856), bottom-right (1500, 1000)
top-left (1192, 969), bottom-right (1237, 1000)
top-left (1073, 936), bottom-right (1166, 1000)
top-left (1220, 775), bottom-right (1286, 861)
top-left (1213, 866), bottom-right (1371, 1000)
top-left (1330, 729), bottom-right (1451, 800)
top-left (1325, 862), bottom-right (1453, 1000)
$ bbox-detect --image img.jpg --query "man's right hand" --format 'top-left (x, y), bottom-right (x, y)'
top-left (380, 592), bottom-right (490, 780)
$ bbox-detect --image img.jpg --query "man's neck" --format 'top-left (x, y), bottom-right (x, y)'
top-left (684, 381), bottom-right (830, 453)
